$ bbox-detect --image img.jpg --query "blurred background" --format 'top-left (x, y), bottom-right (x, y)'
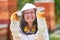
top-left (0, 0), bottom-right (60, 40)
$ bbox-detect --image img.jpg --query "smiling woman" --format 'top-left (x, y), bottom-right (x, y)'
top-left (10, 3), bottom-right (49, 40)
top-left (20, 8), bottom-right (38, 35)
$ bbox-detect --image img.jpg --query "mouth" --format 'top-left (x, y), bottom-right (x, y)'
top-left (27, 17), bottom-right (33, 20)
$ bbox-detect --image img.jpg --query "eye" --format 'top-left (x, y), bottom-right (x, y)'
top-left (31, 11), bottom-right (34, 13)
top-left (30, 11), bottom-right (35, 14)
top-left (25, 12), bottom-right (29, 14)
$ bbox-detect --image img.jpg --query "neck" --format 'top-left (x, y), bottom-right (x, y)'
top-left (28, 22), bottom-right (33, 28)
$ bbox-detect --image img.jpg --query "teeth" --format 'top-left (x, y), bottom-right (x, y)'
top-left (27, 17), bottom-right (33, 20)
top-left (28, 17), bottom-right (32, 19)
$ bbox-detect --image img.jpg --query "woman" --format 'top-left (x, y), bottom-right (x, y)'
top-left (20, 8), bottom-right (38, 35)
top-left (10, 3), bottom-right (49, 40)
top-left (19, 3), bottom-right (38, 40)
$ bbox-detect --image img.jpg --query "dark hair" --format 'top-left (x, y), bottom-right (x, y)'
top-left (20, 9), bottom-right (38, 35)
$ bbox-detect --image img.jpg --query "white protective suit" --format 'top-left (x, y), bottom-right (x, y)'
top-left (10, 3), bottom-right (49, 40)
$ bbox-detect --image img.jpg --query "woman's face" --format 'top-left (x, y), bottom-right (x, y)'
top-left (24, 9), bottom-right (36, 23)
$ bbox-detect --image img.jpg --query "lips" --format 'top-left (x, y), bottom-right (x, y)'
top-left (27, 17), bottom-right (33, 20)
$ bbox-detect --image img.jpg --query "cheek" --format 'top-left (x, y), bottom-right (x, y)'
top-left (32, 14), bottom-right (35, 19)
top-left (24, 15), bottom-right (26, 19)
top-left (24, 15), bottom-right (28, 21)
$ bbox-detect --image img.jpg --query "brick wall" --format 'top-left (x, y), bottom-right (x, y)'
top-left (0, 0), bottom-right (17, 40)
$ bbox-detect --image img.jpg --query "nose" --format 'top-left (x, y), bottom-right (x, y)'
top-left (28, 13), bottom-right (31, 16)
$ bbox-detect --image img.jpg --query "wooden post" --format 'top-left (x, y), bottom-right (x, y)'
top-left (0, 0), bottom-right (17, 40)
top-left (0, 0), bottom-right (9, 40)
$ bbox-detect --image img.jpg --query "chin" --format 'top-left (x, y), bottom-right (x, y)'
top-left (27, 21), bottom-right (33, 23)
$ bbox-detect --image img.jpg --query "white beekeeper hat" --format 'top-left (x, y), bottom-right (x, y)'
top-left (16, 10), bottom-right (22, 16)
top-left (21, 3), bottom-right (37, 11)
top-left (16, 3), bottom-right (36, 16)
